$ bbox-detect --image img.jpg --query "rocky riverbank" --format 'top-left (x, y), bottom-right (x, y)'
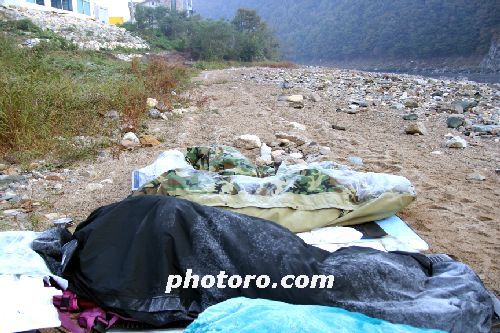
top-left (240, 66), bottom-right (500, 141)
top-left (1, 65), bottom-right (499, 294)
top-left (301, 55), bottom-right (500, 84)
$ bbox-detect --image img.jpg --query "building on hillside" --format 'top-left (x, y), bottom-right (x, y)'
top-left (185, 0), bottom-right (192, 15)
top-left (128, 0), bottom-right (193, 22)
top-left (140, 0), bottom-right (169, 9)
top-left (93, 2), bottom-right (108, 23)
top-left (0, 0), bottom-right (109, 22)
top-left (140, 0), bottom-right (185, 11)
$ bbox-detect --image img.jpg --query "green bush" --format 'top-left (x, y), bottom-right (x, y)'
top-left (4, 18), bottom-right (42, 33)
top-left (0, 18), bottom-right (78, 51)
top-left (151, 35), bottom-right (175, 50)
top-left (125, 7), bottom-right (279, 62)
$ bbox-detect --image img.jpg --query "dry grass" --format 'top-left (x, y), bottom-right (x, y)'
top-left (143, 59), bottom-right (190, 110)
top-left (193, 60), bottom-right (298, 71)
top-left (253, 61), bottom-right (297, 69)
top-left (0, 34), bottom-right (190, 164)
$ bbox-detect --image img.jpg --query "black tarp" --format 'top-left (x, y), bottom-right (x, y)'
top-left (61, 196), bottom-right (494, 332)
top-left (32, 227), bottom-right (72, 276)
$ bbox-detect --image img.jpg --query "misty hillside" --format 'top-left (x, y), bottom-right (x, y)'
top-left (194, 0), bottom-right (499, 64)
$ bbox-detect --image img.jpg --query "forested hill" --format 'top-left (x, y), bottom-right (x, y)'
top-left (194, 0), bottom-right (499, 64)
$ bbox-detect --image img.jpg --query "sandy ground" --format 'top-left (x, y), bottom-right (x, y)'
top-left (28, 67), bottom-right (499, 294)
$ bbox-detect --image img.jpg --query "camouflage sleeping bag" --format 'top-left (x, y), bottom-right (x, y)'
top-left (134, 145), bottom-right (416, 232)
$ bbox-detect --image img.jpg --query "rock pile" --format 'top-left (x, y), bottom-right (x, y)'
top-left (234, 130), bottom-right (332, 167)
top-left (1, 5), bottom-right (148, 50)
top-left (0, 164), bottom-right (98, 230)
top-left (120, 97), bottom-right (200, 150)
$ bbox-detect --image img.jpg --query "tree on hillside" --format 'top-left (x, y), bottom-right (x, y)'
top-left (124, 6), bottom-right (279, 62)
top-left (231, 8), bottom-right (279, 61)
top-left (189, 20), bottom-right (237, 60)
top-left (232, 8), bottom-right (262, 33)
top-left (194, 0), bottom-right (500, 62)
top-left (134, 5), bottom-right (157, 30)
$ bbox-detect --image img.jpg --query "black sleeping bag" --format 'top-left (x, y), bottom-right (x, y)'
top-left (61, 196), bottom-right (494, 332)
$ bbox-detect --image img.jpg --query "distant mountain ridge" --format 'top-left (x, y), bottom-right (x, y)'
top-left (193, 0), bottom-right (500, 66)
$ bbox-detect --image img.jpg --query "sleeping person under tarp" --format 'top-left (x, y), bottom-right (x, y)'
top-left (34, 195), bottom-right (496, 333)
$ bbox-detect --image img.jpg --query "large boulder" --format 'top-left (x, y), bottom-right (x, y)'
top-left (446, 136), bottom-right (467, 148)
top-left (286, 95), bottom-right (304, 109)
top-left (404, 100), bottom-right (419, 109)
top-left (235, 135), bottom-right (262, 149)
top-left (447, 115), bottom-right (465, 129)
top-left (452, 100), bottom-right (478, 113)
top-left (275, 133), bottom-right (308, 146)
top-left (472, 124), bottom-right (500, 135)
top-left (405, 122), bottom-right (428, 135)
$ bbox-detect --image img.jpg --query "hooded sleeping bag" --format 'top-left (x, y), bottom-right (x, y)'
top-left (61, 196), bottom-right (494, 332)
top-left (133, 145), bottom-right (416, 232)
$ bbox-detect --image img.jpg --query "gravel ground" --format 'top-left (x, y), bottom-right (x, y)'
top-left (3, 66), bottom-right (499, 294)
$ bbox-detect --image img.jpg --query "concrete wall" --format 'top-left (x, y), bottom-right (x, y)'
top-left (141, 0), bottom-right (170, 9)
top-left (0, 0), bottom-right (108, 21)
top-left (138, 0), bottom-right (187, 12)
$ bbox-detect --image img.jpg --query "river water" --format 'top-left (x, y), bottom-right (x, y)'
top-left (366, 69), bottom-right (500, 85)
top-left (297, 59), bottom-right (500, 84)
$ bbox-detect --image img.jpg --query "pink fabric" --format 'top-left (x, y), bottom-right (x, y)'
top-left (58, 311), bottom-right (85, 333)
top-left (53, 290), bottom-right (79, 311)
top-left (54, 289), bottom-right (125, 332)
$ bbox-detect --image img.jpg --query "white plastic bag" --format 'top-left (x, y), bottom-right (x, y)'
top-left (0, 231), bottom-right (63, 332)
top-left (131, 150), bottom-right (193, 190)
top-left (0, 231), bottom-right (52, 276)
top-left (0, 275), bottom-right (62, 333)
